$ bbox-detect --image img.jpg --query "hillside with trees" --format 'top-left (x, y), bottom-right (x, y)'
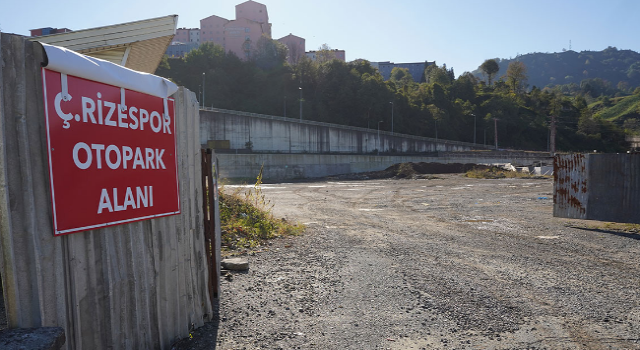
top-left (472, 47), bottom-right (640, 92)
top-left (157, 39), bottom-right (637, 153)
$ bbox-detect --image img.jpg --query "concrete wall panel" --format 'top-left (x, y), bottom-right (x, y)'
top-left (0, 34), bottom-right (212, 349)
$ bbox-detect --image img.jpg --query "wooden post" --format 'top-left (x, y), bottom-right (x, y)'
top-left (550, 115), bottom-right (557, 156)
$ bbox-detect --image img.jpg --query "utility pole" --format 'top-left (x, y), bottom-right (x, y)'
top-left (202, 72), bottom-right (206, 109)
top-left (377, 121), bottom-right (383, 155)
top-left (550, 115), bottom-right (557, 156)
top-left (435, 119), bottom-right (438, 140)
top-left (472, 113), bottom-right (476, 144)
top-left (389, 101), bottom-right (394, 134)
top-left (284, 95), bottom-right (287, 118)
top-left (494, 118), bottom-right (499, 150)
top-left (299, 87), bottom-right (303, 121)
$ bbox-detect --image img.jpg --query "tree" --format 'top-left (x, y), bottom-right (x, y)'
top-left (316, 44), bottom-right (336, 64)
top-left (253, 35), bottom-right (288, 70)
top-left (389, 67), bottom-right (413, 87)
top-left (479, 59), bottom-right (500, 86)
top-left (505, 61), bottom-right (528, 93)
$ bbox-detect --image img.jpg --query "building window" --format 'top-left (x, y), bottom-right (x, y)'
top-left (245, 27), bottom-right (250, 33)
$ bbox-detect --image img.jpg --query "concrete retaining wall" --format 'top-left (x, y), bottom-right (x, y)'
top-left (201, 108), bottom-right (493, 154)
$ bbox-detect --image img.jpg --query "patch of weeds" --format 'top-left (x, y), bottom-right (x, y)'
top-left (219, 165), bottom-right (304, 252)
top-left (465, 167), bottom-right (542, 179)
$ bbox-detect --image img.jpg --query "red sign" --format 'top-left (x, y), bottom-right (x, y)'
top-left (42, 69), bottom-right (180, 235)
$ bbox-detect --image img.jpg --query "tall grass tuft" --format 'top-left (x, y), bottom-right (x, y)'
top-left (219, 164), bottom-right (304, 251)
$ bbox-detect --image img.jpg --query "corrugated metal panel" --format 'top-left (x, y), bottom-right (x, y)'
top-left (123, 35), bottom-right (174, 73)
top-left (554, 153), bottom-right (640, 224)
top-left (0, 34), bottom-right (212, 349)
top-left (31, 16), bottom-right (177, 74)
top-left (554, 154), bottom-right (589, 219)
top-left (587, 154), bottom-right (640, 223)
top-left (31, 15), bottom-right (177, 52)
top-left (81, 46), bottom-right (128, 65)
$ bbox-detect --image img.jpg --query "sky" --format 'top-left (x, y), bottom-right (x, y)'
top-left (2, 0), bottom-right (639, 75)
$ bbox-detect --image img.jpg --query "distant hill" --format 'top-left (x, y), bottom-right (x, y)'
top-left (472, 47), bottom-right (640, 92)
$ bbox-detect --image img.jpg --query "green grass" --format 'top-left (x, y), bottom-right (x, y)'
top-left (219, 166), bottom-right (304, 252)
top-left (595, 93), bottom-right (640, 121)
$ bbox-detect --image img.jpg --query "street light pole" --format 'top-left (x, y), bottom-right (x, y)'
top-left (202, 72), bottom-right (206, 109)
top-left (299, 87), bottom-right (303, 121)
top-left (284, 95), bottom-right (287, 118)
top-left (377, 121), bottom-right (383, 155)
top-left (472, 113), bottom-right (476, 144)
top-left (494, 118), bottom-right (499, 150)
top-left (389, 101), bottom-right (394, 134)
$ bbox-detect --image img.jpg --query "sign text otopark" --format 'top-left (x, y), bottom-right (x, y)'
top-left (42, 69), bottom-right (180, 235)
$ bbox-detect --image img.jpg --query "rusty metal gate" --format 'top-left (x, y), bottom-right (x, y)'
top-left (554, 153), bottom-right (640, 224)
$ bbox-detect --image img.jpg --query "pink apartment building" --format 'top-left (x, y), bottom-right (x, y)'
top-left (277, 34), bottom-right (306, 65)
top-left (200, 0), bottom-right (272, 60)
top-left (172, 28), bottom-right (200, 44)
top-left (200, 15), bottom-right (228, 48)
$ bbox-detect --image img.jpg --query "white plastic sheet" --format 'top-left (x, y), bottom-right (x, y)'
top-left (40, 43), bottom-right (178, 99)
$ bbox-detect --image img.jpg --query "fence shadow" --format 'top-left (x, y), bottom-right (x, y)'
top-left (570, 226), bottom-right (640, 241)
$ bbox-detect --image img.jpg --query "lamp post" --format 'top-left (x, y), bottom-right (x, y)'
top-left (284, 95), bottom-right (287, 118)
top-left (389, 101), bottom-right (394, 134)
top-left (494, 118), bottom-right (499, 150)
top-left (202, 72), bottom-right (206, 109)
top-left (471, 113), bottom-right (476, 144)
top-left (299, 87), bottom-right (303, 121)
top-left (199, 85), bottom-right (202, 107)
top-left (377, 121), bottom-right (383, 155)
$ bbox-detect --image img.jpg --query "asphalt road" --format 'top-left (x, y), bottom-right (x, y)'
top-left (178, 175), bottom-right (640, 350)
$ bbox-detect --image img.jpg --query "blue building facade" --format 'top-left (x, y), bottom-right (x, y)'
top-left (165, 42), bottom-right (200, 58)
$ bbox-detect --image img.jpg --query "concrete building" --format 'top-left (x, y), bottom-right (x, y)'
top-left (29, 27), bottom-right (72, 36)
top-left (277, 33), bottom-right (305, 65)
top-left (200, 15), bottom-right (229, 48)
top-left (224, 17), bottom-right (269, 60)
top-left (166, 42), bottom-right (200, 57)
top-left (373, 61), bottom-right (436, 82)
top-left (235, 0), bottom-right (271, 36)
top-left (199, 1), bottom-right (272, 60)
top-left (173, 27), bottom-right (200, 44)
top-left (305, 49), bottom-right (346, 62)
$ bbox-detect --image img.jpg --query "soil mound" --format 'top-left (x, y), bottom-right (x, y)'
top-left (358, 162), bottom-right (495, 179)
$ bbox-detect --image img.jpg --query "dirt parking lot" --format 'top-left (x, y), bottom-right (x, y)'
top-left (179, 174), bottom-right (640, 350)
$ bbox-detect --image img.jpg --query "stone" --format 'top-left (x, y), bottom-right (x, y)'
top-left (221, 258), bottom-right (249, 271)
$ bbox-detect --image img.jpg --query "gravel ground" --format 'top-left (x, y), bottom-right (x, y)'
top-left (174, 175), bottom-right (640, 350)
